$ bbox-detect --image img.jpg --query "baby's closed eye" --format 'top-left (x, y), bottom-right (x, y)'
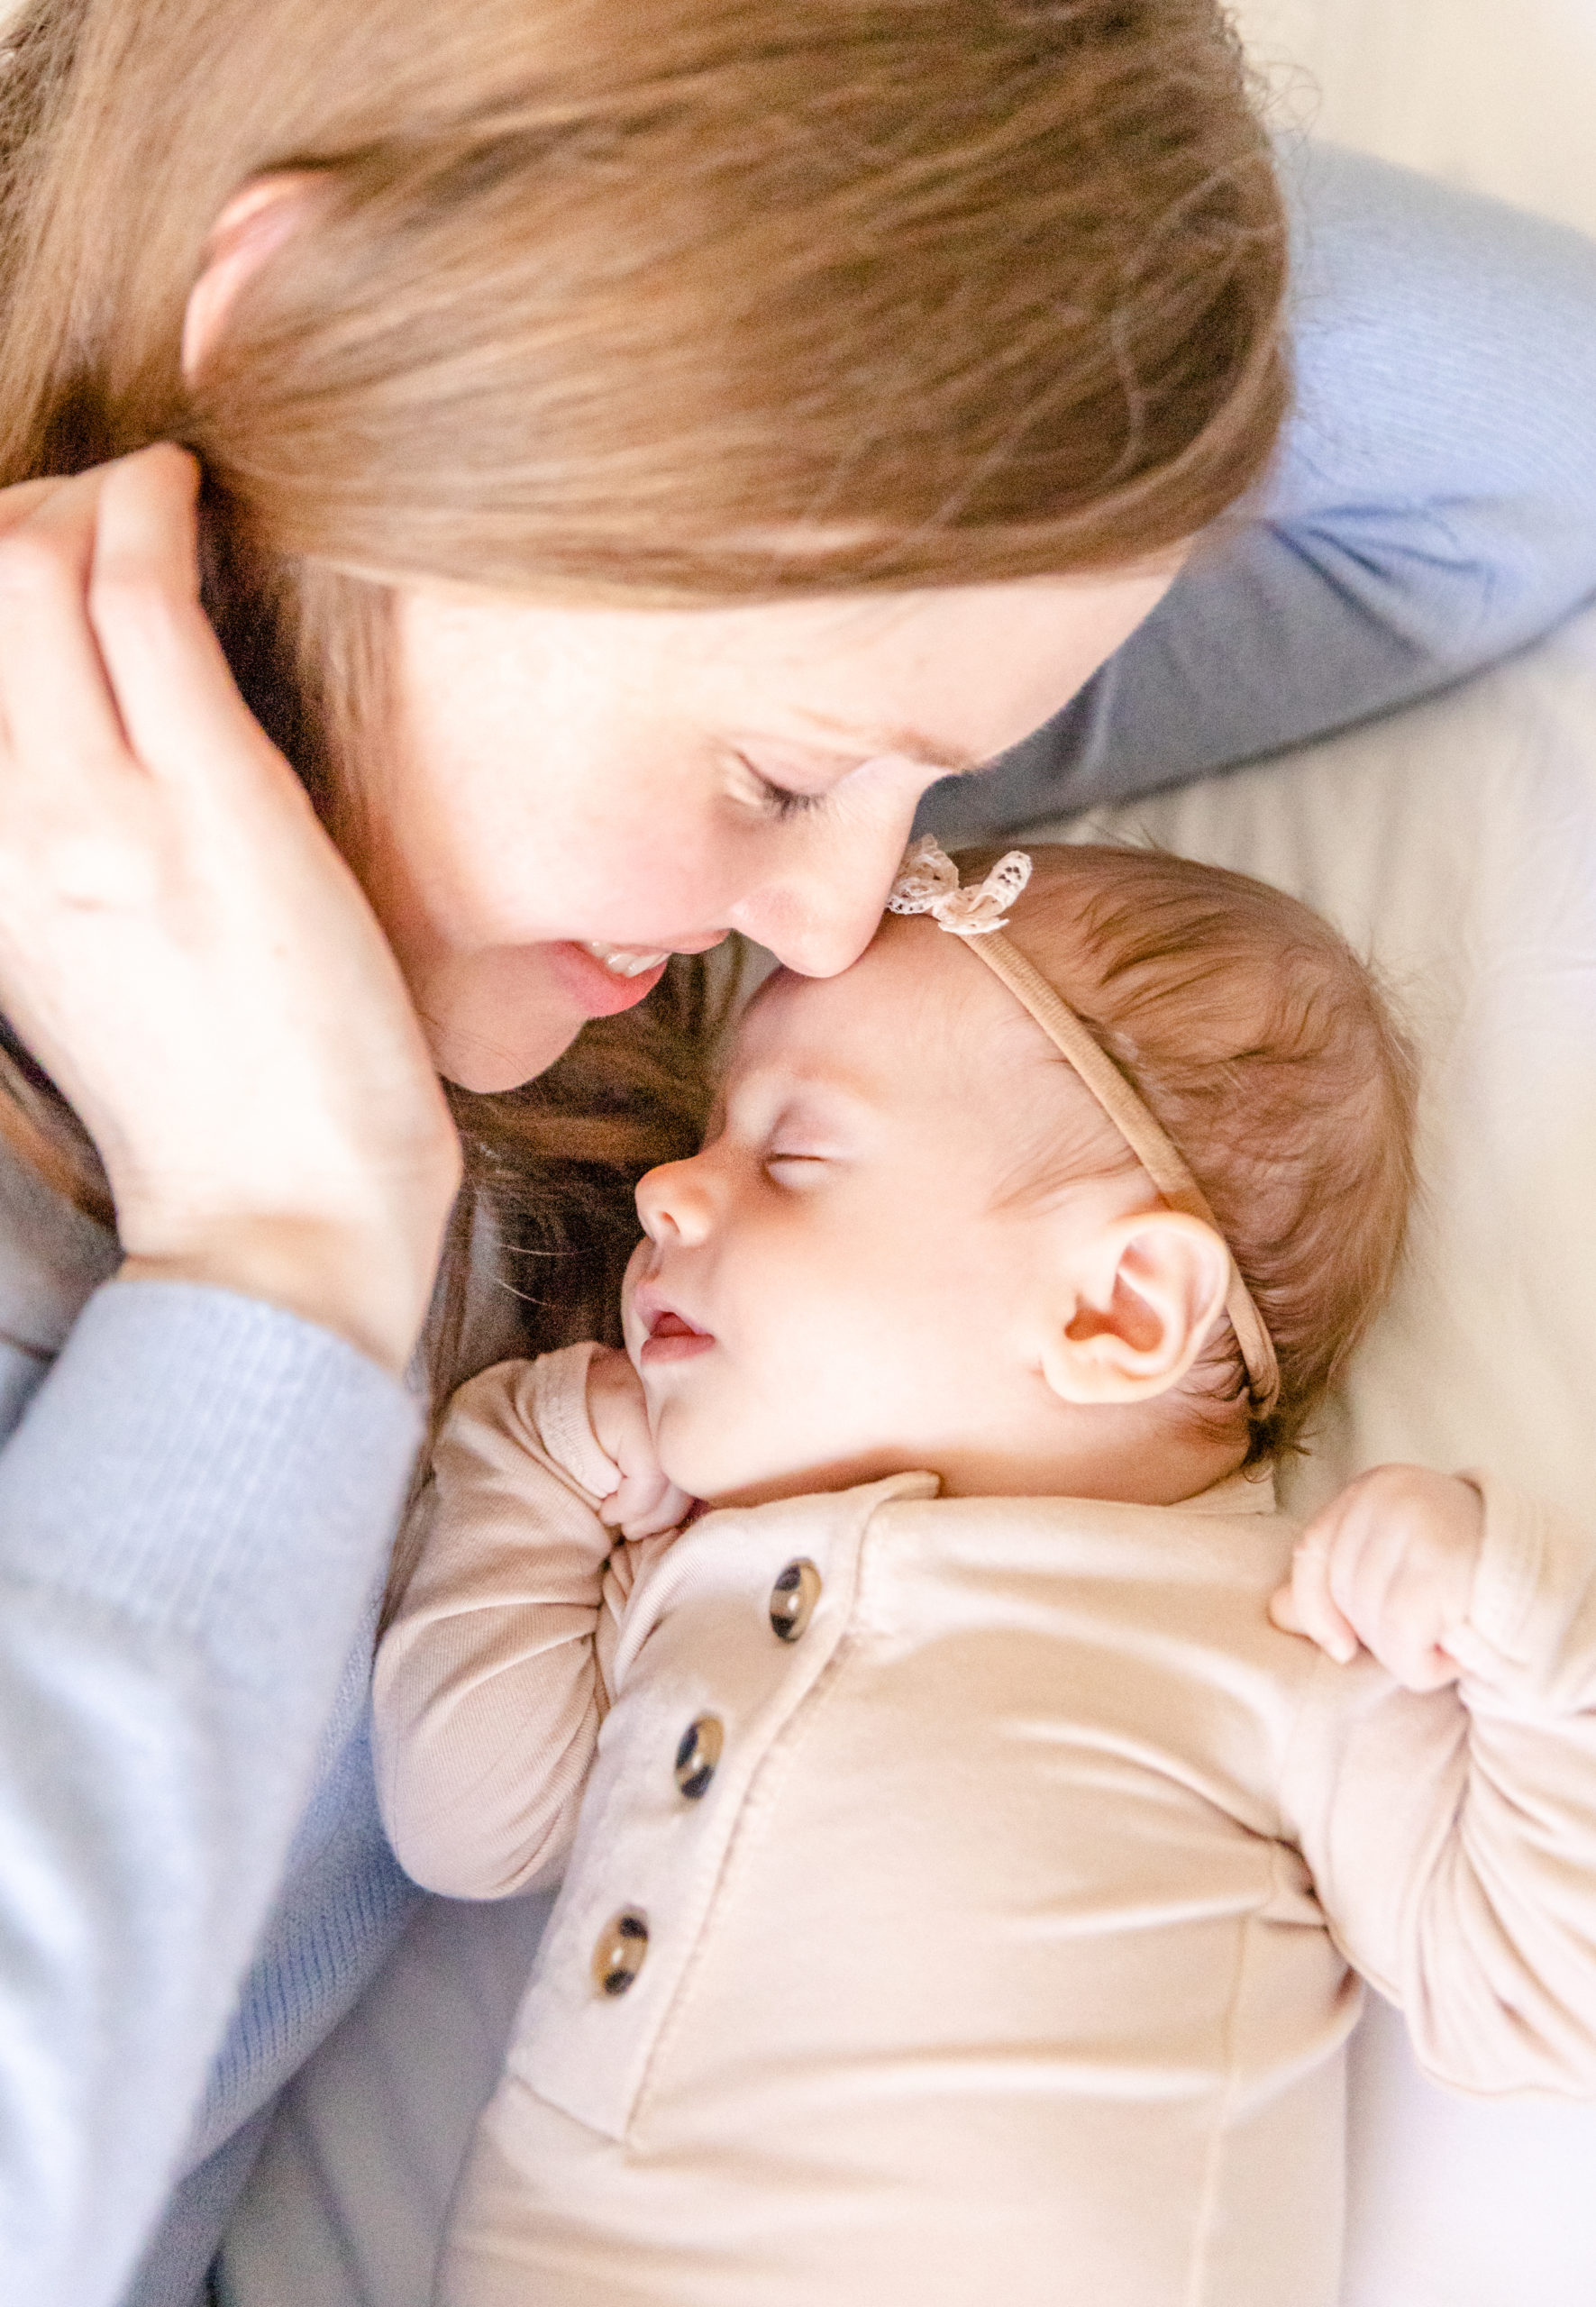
top-left (764, 1151), bottom-right (832, 1188)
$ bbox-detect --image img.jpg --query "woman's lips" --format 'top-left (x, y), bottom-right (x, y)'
top-left (639, 1309), bottom-right (716, 1366)
top-left (549, 940), bottom-right (670, 1017)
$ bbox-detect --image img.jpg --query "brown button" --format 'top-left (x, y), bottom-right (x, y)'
top-left (593, 1910), bottom-right (649, 1997)
top-left (769, 1557), bottom-right (822, 1643)
top-left (673, 1714), bottom-right (724, 1801)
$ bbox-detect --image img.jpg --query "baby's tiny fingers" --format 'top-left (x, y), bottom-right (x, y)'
top-left (648, 1462), bottom-right (695, 1532)
top-left (1397, 1644), bottom-right (1462, 1694)
top-left (1355, 1615), bottom-right (1461, 1691)
top-left (1437, 1621), bottom-right (1493, 1683)
top-left (600, 1457), bottom-right (691, 1540)
top-left (1267, 1582), bottom-right (1305, 1636)
top-left (1267, 1573), bottom-right (1356, 1661)
top-left (609, 1476), bottom-right (689, 1541)
top-left (1368, 1581), bottom-right (1467, 1692)
top-left (1282, 1527), bottom-right (1362, 1665)
top-left (625, 1494), bottom-right (692, 1541)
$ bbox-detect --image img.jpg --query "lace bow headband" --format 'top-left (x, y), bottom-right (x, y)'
top-left (888, 836), bottom-right (1281, 1418)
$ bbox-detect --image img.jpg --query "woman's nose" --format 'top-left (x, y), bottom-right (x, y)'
top-left (733, 825), bottom-right (908, 978)
top-left (635, 1156), bottom-right (715, 1246)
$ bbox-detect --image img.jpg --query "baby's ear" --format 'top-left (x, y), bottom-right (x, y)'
top-left (1040, 1210), bottom-right (1232, 1407)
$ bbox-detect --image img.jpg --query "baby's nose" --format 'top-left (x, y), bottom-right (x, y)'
top-left (635, 1158), bottom-right (714, 1246)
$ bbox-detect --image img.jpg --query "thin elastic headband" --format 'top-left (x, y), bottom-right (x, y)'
top-left (887, 837), bottom-right (1281, 1418)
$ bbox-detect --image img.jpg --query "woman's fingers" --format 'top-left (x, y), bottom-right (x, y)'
top-left (0, 475), bottom-right (81, 534)
top-left (0, 446), bottom-right (258, 811)
top-left (0, 465), bottom-right (132, 798)
top-left (84, 446), bottom-right (264, 784)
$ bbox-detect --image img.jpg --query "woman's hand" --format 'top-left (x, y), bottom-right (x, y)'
top-left (1268, 1465), bottom-right (1486, 1691)
top-left (586, 1346), bottom-right (692, 1537)
top-left (0, 445), bottom-right (461, 1372)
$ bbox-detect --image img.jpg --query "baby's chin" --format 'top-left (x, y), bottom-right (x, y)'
top-left (646, 1359), bottom-right (939, 1508)
top-left (659, 1425), bottom-right (916, 1512)
top-left (657, 1446), bottom-right (794, 1514)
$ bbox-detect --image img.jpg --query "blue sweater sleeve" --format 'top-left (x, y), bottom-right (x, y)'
top-left (924, 142), bottom-right (1596, 836)
top-left (0, 1280), bottom-right (420, 2307)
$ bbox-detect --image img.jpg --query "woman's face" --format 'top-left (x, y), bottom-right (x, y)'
top-left (366, 569), bottom-right (1173, 1090)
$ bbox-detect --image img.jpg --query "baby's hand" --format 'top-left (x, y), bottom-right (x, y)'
top-left (1268, 1465), bottom-right (1486, 1691)
top-left (586, 1346), bottom-right (693, 1539)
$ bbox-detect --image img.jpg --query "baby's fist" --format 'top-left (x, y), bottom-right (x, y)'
top-left (585, 1346), bottom-right (693, 1539)
top-left (1268, 1465), bottom-right (1485, 1691)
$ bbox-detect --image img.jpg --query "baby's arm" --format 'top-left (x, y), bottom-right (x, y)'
top-left (1279, 1468), bottom-right (1596, 2094)
top-left (372, 1345), bottom-right (685, 1900)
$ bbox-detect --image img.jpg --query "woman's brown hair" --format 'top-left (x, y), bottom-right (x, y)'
top-left (0, 0), bottom-right (1290, 1392)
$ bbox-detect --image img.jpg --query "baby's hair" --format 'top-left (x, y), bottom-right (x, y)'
top-left (953, 842), bottom-right (1419, 1462)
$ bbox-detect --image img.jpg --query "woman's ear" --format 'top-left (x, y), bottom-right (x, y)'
top-left (1040, 1209), bottom-right (1232, 1407)
top-left (182, 172), bottom-right (324, 383)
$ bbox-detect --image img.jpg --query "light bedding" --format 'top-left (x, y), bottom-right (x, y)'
top-left (219, 603), bottom-right (1596, 2306)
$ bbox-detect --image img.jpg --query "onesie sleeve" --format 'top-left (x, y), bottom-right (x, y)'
top-left (1281, 1473), bottom-right (1596, 2097)
top-left (923, 144), bottom-right (1596, 837)
top-left (373, 1344), bottom-right (629, 1901)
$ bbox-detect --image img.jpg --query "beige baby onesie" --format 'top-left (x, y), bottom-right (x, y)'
top-left (375, 1345), bottom-right (1596, 2307)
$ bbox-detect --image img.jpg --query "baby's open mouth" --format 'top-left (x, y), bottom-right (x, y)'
top-left (639, 1306), bottom-right (716, 1367)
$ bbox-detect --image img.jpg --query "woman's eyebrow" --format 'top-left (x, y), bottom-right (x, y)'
top-left (792, 714), bottom-right (983, 776)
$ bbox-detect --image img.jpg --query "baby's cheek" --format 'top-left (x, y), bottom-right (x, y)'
top-left (651, 1385), bottom-right (753, 1500)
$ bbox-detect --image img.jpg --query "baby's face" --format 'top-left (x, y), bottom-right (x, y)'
top-left (621, 918), bottom-right (1144, 1507)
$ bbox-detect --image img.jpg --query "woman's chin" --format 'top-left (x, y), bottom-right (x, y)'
top-left (432, 1012), bottom-right (586, 1093)
top-left (415, 942), bottom-right (670, 1090)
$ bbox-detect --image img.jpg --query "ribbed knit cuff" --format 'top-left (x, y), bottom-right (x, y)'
top-left (1456, 1467), bottom-right (1596, 1711)
top-left (0, 1280), bottom-right (421, 1686)
top-left (530, 1340), bottom-right (618, 1503)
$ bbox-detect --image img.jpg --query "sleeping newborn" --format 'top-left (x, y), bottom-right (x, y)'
top-left (374, 839), bottom-right (1596, 2307)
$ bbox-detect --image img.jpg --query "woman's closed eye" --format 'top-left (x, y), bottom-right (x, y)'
top-left (729, 751), bottom-right (832, 823)
top-left (756, 778), bottom-right (825, 823)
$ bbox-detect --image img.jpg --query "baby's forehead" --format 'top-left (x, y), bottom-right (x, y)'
top-left (720, 970), bottom-right (890, 1111)
top-left (722, 922), bottom-right (1039, 1106)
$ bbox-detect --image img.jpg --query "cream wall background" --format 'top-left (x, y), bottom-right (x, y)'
top-left (1229, 0), bottom-right (1596, 237)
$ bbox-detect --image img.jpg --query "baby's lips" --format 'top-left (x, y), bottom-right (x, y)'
top-left (635, 1299), bottom-right (716, 1367)
top-left (650, 1310), bottom-right (710, 1342)
top-left (630, 1278), bottom-right (712, 1342)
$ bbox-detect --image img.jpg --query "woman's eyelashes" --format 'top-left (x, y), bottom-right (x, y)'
top-left (730, 752), bottom-right (831, 822)
top-left (761, 780), bottom-right (824, 823)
